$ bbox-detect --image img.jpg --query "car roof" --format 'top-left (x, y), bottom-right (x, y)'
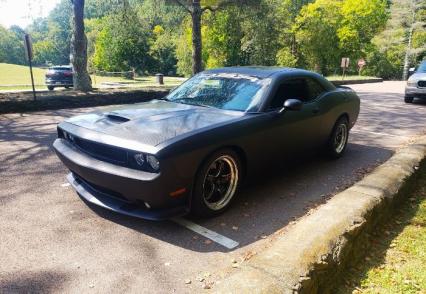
top-left (50, 65), bottom-right (72, 70)
top-left (204, 66), bottom-right (302, 79)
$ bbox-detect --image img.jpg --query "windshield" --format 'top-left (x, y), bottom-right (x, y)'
top-left (417, 62), bottom-right (426, 73)
top-left (166, 73), bottom-right (269, 112)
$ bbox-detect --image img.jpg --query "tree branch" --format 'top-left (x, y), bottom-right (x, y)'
top-left (171, 0), bottom-right (191, 13)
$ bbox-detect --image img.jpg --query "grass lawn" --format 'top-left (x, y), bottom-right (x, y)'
top-left (0, 63), bottom-right (186, 91)
top-left (1, 62), bottom-right (379, 91)
top-left (336, 167), bottom-right (426, 293)
top-left (0, 63), bottom-right (46, 87)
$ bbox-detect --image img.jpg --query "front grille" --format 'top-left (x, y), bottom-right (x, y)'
top-left (72, 136), bottom-right (128, 165)
top-left (418, 81), bottom-right (426, 88)
top-left (59, 128), bottom-right (129, 167)
top-left (58, 127), bottom-right (159, 173)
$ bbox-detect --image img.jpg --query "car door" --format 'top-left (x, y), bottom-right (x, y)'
top-left (263, 77), bottom-right (326, 159)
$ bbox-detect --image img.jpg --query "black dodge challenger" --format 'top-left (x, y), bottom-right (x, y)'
top-left (53, 67), bottom-right (360, 220)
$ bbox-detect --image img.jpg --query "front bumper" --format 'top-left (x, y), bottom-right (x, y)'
top-left (53, 139), bottom-right (190, 220)
top-left (67, 173), bottom-right (187, 220)
top-left (405, 85), bottom-right (426, 98)
top-left (46, 79), bottom-right (73, 86)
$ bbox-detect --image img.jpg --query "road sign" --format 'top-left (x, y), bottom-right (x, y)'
top-left (341, 57), bottom-right (350, 80)
top-left (341, 57), bottom-right (350, 68)
top-left (357, 59), bottom-right (366, 76)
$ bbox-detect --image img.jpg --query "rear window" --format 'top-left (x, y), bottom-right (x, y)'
top-left (50, 66), bottom-right (72, 71)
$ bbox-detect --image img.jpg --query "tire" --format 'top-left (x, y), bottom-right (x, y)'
top-left (326, 117), bottom-right (349, 159)
top-left (404, 96), bottom-right (414, 103)
top-left (47, 86), bottom-right (54, 91)
top-left (191, 149), bottom-right (242, 218)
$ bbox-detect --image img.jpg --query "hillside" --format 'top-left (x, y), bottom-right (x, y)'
top-left (0, 63), bottom-right (46, 86)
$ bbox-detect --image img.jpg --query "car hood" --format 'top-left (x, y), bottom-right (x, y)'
top-left (65, 100), bottom-right (243, 147)
top-left (409, 72), bottom-right (426, 81)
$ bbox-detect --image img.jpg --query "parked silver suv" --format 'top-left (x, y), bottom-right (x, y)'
top-left (405, 61), bottom-right (426, 103)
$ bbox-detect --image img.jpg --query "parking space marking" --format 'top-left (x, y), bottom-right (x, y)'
top-left (351, 129), bottom-right (403, 138)
top-left (173, 217), bottom-right (239, 249)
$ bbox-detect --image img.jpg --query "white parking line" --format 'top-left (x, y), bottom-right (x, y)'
top-left (351, 130), bottom-right (403, 138)
top-left (173, 217), bottom-right (239, 249)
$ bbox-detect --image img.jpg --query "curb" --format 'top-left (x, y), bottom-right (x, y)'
top-left (213, 135), bottom-right (426, 294)
top-left (331, 78), bottom-right (383, 86)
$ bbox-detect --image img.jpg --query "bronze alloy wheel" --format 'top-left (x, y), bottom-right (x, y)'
top-left (202, 155), bottom-right (239, 211)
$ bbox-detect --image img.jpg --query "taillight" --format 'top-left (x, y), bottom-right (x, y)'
top-left (63, 71), bottom-right (73, 77)
top-left (46, 70), bottom-right (54, 77)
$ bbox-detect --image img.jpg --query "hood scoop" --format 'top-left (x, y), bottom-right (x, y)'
top-left (105, 113), bottom-right (131, 123)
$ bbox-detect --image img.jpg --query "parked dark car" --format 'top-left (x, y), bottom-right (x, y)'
top-left (405, 60), bottom-right (426, 103)
top-left (53, 67), bottom-right (360, 220)
top-left (45, 65), bottom-right (73, 91)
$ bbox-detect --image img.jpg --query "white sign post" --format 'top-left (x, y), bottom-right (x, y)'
top-left (341, 57), bottom-right (350, 80)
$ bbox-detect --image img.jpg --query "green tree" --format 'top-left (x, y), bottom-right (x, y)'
top-left (169, 0), bottom-right (259, 75)
top-left (338, 0), bottom-right (388, 57)
top-left (203, 7), bottom-right (244, 68)
top-left (295, 0), bottom-right (343, 74)
top-left (93, 12), bottom-right (151, 72)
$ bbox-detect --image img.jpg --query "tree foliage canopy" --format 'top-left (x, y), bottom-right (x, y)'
top-left (0, 0), bottom-right (423, 79)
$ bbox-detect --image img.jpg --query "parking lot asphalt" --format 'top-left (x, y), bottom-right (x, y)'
top-left (1, 81), bottom-right (425, 293)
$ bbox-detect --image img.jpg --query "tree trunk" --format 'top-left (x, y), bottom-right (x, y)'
top-left (191, 0), bottom-right (203, 75)
top-left (402, 1), bottom-right (416, 81)
top-left (71, 0), bottom-right (92, 91)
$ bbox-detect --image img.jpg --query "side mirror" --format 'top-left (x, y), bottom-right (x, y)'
top-left (280, 99), bottom-right (303, 113)
top-left (408, 67), bottom-right (416, 77)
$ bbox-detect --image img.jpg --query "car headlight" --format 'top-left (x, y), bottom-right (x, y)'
top-left (131, 152), bottom-right (160, 172)
top-left (134, 153), bottom-right (145, 166)
top-left (146, 155), bottom-right (160, 171)
top-left (407, 79), bottom-right (417, 87)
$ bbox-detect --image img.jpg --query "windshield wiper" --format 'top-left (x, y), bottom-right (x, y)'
top-left (169, 97), bottom-right (216, 109)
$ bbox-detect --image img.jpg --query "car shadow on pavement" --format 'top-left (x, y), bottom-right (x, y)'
top-left (0, 270), bottom-right (70, 293)
top-left (83, 142), bottom-right (393, 253)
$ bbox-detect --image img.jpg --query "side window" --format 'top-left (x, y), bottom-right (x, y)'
top-left (305, 78), bottom-right (326, 102)
top-left (269, 79), bottom-right (309, 109)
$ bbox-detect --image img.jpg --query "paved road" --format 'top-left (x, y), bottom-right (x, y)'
top-left (1, 82), bottom-right (425, 293)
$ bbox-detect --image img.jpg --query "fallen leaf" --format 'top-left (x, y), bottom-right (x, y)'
top-left (202, 284), bottom-right (211, 289)
top-left (242, 250), bottom-right (256, 261)
top-left (232, 226), bottom-right (239, 231)
top-left (185, 279), bottom-right (192, 284)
